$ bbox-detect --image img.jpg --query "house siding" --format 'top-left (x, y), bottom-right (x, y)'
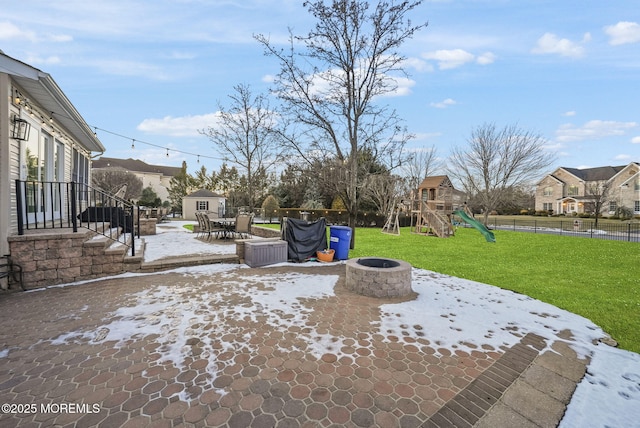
top-left (2, 54), bottom-right (104, 260)
top-left (535, 163), bottom-right (640, 216)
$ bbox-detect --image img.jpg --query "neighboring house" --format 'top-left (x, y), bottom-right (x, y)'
top-left (0, 51), bottom-right (105, 256)
top-left (92, 157), bottom-right (181, 203)
top-left (535, 162), bottom-right (640, 216)
top-left (183, 189), bottom-right (226, 221)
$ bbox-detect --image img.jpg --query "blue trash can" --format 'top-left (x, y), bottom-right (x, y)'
top-left (329, 226), bottom-right (352, 260)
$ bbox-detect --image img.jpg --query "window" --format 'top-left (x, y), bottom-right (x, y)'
top-left (72, 148), bottom-right (89, 186)
top-left (609, 201), bottom-right (617, 212)
top-left (567, 185), bottom-right (579, 196)
top-left (635, 180), bottom-right (640, 191)
top-left (197, 201), bottom-right (209, 211)
top-left (543, 187), bottom-right (553, 196)
top-left (635, 201), bottom-right (640, 213)
top-left (543, 203), bottom-right (553, 211)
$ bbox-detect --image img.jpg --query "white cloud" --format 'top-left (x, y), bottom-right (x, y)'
top-left (24, 54), bottom-right (61, 65)
top-left (412, 132), bottom-right (443, 142)
top-left (422, 49), bottom-right (475, 70)
top-left (261, 74), bottom-right (276, 83)
top-left (604, 21), bottom-right (640, 46)
top-left (555, 120), bottom-right (638, 143)
top-left (0, 21), bottom-right (37, 42)
top-left (137, 113), bottom-right (221, 137)
top-left (402, 56), bottom-right (434, 72)
top-left (614, 154), bottom-right (631, 161)
top-left (0, 21), bottom-right (72, 43)
top-left (430, 98), bottom-right (456, 109)
top-left (385, 76), bottom-right (416, 97)
top-left (631, 136), bottom-right (640, 144)
top-left (476, 52), bottom-right (496, 65)
top-left (93, 59), bottom-right (171, 81)
top-left (531, 32), bottom-right (587, 58)
top-left (563, 111), bottom-right (577, 117)
top-left (422, 49), bottom-right (494, 70)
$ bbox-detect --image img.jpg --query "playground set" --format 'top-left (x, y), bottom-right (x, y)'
top-left (382, 175), bottom-right (496, 242)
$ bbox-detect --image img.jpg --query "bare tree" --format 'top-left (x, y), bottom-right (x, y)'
top-left (364, 173), bottom-right (404, 216)
top-left (92, 170), bottom-right (143, 201)
top-left (585, 180), bottom-right (611, 227)
top-left (200, 84), bottom-right (283, 212)
top-left (401, 145), bottom-right (442, 198)
top-left (448, 123), bottom-right (556, 225)
top-left (256, 0), bottom-right (426, 247)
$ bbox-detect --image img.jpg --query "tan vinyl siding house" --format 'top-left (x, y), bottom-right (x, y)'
top-left (92, 157), bottom-right (181, 203)
top-left (535, 163), bottom-right (640, 216)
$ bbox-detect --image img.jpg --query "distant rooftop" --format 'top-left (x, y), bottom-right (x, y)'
top-left (93, 157), bottom-right (182, 177)
top-left (561, 163), bottom-right (638, 181)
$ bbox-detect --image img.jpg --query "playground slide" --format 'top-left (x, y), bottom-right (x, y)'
top-left (453, 210), bottom-right (496, 243)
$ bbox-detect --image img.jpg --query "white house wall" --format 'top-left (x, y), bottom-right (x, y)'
top-left (2, 78), bottom-right (94, 253)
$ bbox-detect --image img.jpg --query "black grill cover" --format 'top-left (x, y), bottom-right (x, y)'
top-left (281, 217), bottom-right (328, 262)
top-left (79, 207), bottom-right (133, 234)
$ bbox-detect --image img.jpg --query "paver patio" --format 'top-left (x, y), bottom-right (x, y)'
top-left (0, 261), bottom-right (589, 427)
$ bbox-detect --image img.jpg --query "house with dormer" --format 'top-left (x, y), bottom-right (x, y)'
top-left (535, 163), bottom-right (640, 216)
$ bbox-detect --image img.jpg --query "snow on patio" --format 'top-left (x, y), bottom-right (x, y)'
top-left (142, 220), bottom-right (237, 262)
top-left (16, 220), bottom-right (640, 427)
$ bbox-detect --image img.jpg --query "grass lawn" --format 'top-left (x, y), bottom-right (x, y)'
top-left (258, 223), bottom-right (640, 353)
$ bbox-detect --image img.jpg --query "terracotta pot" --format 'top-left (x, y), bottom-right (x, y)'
top-left (316, 249), bottom-right (335, 262)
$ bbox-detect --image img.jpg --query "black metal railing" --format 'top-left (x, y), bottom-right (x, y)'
top-left (15, 180), bottom-right (137, 256)
top-left (455, 215), bottom-right (640, 243)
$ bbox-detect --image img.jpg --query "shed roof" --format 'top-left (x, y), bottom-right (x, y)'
top-left (185, 189), bottom-right (224, 198)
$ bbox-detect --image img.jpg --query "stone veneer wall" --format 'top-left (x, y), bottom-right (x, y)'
top-left (250, 225), bottom-right (281, 239)
top-left (138, 218), bottom-right (157, 235)
top-left (7, 230), bottom-right (130, 290)
top-left (345, 258), bottom-right (413, 298)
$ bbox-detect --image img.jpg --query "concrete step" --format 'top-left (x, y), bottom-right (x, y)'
top-left (138, 254), bottom-right (239, 273)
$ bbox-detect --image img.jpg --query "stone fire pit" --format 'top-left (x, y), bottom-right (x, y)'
top-left (345, 257), bottom-right (412, 298)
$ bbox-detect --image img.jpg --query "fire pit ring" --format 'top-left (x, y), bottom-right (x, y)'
top-left (345, 257), bottom-right (412, 298)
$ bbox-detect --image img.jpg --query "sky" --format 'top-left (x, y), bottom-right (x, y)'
top-left (18, 220), bottom-right (640, 427)
top-left (1, 0), bottom-right (639, 176)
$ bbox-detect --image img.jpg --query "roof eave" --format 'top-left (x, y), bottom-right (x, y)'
top-left (7, 58), bottom-right (105, 153)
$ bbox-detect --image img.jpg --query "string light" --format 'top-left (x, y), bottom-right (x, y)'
top-left (91, 126), bottom-right (223, 163)
top-left (10, 86), bottom-right (222, 164)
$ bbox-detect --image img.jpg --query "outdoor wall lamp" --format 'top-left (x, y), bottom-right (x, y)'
top-left (11, 116), bottom-right (31, 141)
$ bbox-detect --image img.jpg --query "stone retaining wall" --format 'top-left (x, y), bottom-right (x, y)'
top-left (138, 218), bottom-right (157, 235)
top-left (250, 225), bottom-right (281, 239)
top-left (8, 230), bottom-right (129, 289)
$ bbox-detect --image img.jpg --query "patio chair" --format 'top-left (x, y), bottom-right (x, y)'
top-left (1, 255), bottom-right (24, 291)
top-left (194, 211), bottom-right (206, 238)
top-left (234, 213), bottom-right (253, 239)
top-left (202, 212), bottom-right (226, 240)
